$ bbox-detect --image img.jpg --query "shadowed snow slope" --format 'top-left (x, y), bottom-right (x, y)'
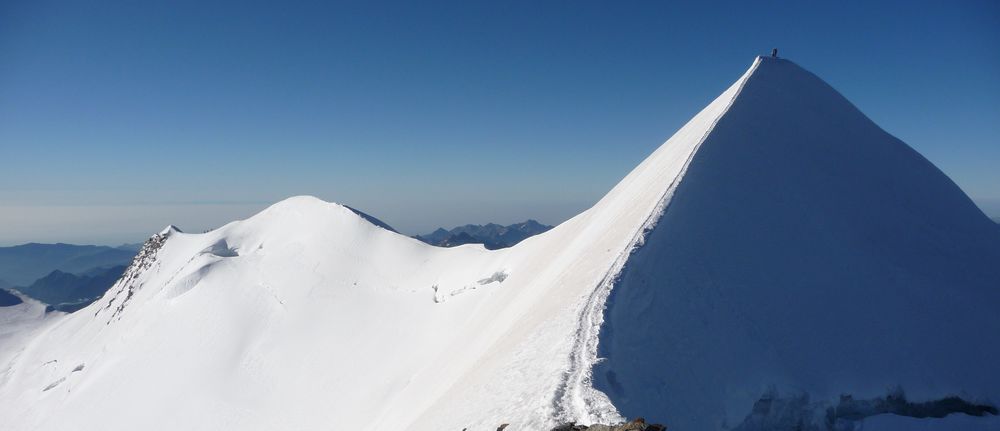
top-left (1, 57), bottom-right (997, 431)
top-left (593, 57), bottom-right (1000, 430)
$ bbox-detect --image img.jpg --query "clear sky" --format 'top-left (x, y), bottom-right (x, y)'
top-left (2, 0), bottom-right (998, 246)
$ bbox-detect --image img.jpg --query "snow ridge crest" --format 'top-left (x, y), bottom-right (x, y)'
top-left (553, 56), bottom-right (764, 425)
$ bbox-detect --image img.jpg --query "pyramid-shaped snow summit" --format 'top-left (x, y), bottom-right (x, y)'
top-left (592, 56), bottom-right (1000, 430)
top-left (1, 56), bottom-right (998, 431)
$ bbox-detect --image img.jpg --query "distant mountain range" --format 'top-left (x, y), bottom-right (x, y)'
top-left (18, 265), bottom-right (128, 312)
top-left (0, 243), bottom-right (137, 287)
top-left (0, 243), bottom-right (137, 312)
top-left (4, 213), bottom-right (995, 314)
top-left (414, 220), bottom-right (553, 249)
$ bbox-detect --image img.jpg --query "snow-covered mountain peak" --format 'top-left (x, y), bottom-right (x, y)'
top-left (749, 54), bottom-right (805, 71)
top-left (250, 194), bottom-right (357, 226)
top-left (259, 194), bottom-right (336, 211)
top-left (237, 195), bottom-right (399, 237)
top-left (208, 195), bottom-right (409, 253)
top-left (3, 57), bottom-right (998, 431)
top-left (592, 54), bottom-right (1000, 429)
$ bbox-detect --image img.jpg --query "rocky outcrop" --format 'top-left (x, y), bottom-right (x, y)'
top-left (96, 227), bottom-right (175, 322)
top-left (550, 418), bottom-right (666, 431)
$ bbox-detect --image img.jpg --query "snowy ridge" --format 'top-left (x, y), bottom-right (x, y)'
top-left (2, 56), bottom-right (997, 431)
top-left (592, 56), bottom-right (1000, 430)
top-left (96, 226), bottom-right (173, 322)
top-left (554, 56), bottom-right (764, 425)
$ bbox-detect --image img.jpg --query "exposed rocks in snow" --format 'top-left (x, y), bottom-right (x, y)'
top-left (549, 417), bottom-right (667, 430)
top-left (97, 228), bottom-right (172, 322)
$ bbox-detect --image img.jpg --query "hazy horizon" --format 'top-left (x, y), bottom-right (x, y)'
top-left (3, 1), bottom-right (998, 246)
top-left (2, 194), bottom-right (998, 247)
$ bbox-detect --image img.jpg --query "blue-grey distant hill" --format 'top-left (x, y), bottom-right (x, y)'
top-left (18, 265), bottom-right (128, 312)
top-left (415, 220), bottom-right (553, 249)
top-left (0, 243), bottom-right (136, 286)
top-left (0, 243), bottom-right (137, 312)
top-left (115, 243), bottom-right (145, 253)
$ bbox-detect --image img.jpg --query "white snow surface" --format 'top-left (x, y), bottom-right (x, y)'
top-left (2, 57), bottom-right (998, 431)
top-left (0, 294), bottom-right (54, 385)
top-left (0, 58), bottom-right (752, 431)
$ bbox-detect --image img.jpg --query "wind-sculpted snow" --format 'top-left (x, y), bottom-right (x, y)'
top-left (2, 57), bottom-right (998, 431)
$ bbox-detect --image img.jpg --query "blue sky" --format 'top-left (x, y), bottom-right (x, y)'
top-left (1, 0), bottom-right (998, 245)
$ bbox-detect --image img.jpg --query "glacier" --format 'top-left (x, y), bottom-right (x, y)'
top-left (0, 56), bottom-right (997, 431)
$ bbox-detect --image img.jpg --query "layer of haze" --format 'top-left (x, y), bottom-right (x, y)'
top-left (2, 0), bottom-right (998, 245)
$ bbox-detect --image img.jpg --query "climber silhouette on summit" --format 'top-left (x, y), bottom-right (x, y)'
top-left (771, 48), bottom-right (778, 58)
